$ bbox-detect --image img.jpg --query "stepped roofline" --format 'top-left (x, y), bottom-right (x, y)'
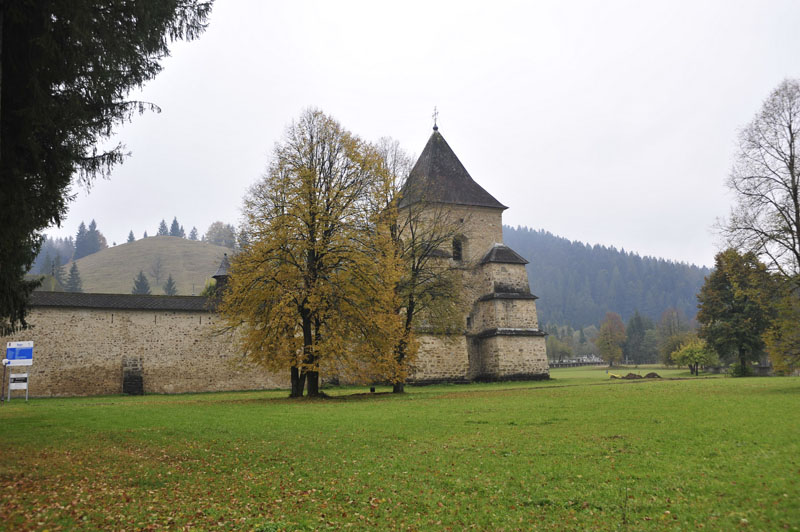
top-left (399, 129), bottom-right (507, 210)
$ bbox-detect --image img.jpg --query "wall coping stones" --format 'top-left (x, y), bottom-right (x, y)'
top-left (29, 291), bottom-right (211, 312)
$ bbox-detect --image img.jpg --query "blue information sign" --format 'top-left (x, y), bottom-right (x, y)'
top-left (5, 341), bottom-right (33, 366)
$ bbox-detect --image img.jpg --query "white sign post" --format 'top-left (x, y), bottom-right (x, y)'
top-left (3, 341), bottom-right (33, 404)
top-left (8, 373), bottom-right (28, 401)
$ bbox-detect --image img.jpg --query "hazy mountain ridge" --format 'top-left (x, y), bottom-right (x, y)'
top-left (503, 226), bottom-right (711, 329)
top-left (52, 228), bottom-right (709, 324)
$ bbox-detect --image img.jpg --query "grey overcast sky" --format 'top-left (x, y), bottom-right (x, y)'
top-left (45, 0), bottom-right (800, 267)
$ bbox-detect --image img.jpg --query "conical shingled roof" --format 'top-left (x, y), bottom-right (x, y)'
top-left (212, 253), bottom-right (230, 280)
top-left (398, 130), bottom-right (507, 210)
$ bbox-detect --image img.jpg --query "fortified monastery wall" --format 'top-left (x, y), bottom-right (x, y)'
top-left (6, 293), bottom-right (286, 397)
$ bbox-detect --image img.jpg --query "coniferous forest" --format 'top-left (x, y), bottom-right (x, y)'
top-left (503, 226), bottom-right (710, 329)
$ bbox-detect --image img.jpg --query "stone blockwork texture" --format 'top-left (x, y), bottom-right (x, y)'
top-left (447, 205), bottom-right (504, 265)
top-left (472, 298), bottom-right (540, 331)
top-left (478, 335), bottom-right (548, 379)
top-left (408, 334), bottom-right (469, 383)
top-left (475, 263), bottom-right (531, 295)
top-left (6, 307), bottom-right (286, 397)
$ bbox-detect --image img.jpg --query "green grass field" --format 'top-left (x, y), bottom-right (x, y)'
top-left (0, 367), bottom-right (798, 531)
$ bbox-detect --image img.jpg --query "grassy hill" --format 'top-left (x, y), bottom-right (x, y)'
top-left (70, 236), bottom-right (229, 295)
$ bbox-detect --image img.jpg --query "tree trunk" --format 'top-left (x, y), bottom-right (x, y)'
top-left (290, 366), bottom-right (303, 398)
top-left (393, 334), bottom-right (408, 394)
top-left (306, 370), bottom-right (320, 396)
top-left (740, 348), bottom-right (748, 376)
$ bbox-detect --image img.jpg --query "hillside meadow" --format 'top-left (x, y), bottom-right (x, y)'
top-left (0, 368), bottom-right (798, 531)
top-left (70, 236), bottom-right (230, 295)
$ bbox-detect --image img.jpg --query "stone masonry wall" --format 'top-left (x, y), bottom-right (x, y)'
top-left (474, 263), bottom-right (531, 296)
top-left (6, 307), bottom-right (286, 397)
top-left (408, 334), bottom-right (469, 382)
top-left (472, 298), bottom-right (540, 332)
top-left (478, 335), bottom-right (548, 379)
top-left (406, 204), bottom-right (503, 267)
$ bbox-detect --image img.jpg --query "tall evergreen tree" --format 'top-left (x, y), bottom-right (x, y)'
top-left (86, 220), bottom-right (107, 253)
top-left (163, 274), bottom-right (178, 296)
top-left (157, 220), bottom-right (169, 236)
top-left (623, 311), bottom-right (652, 363)
top-left (131, 271), bottom-right (151, 295)
top-left (169, 217), bottom-right (182, 237)
top-left (143, 231), bottom-right (148, 239)
top-left (188, 227), bottom-right (198, 241)
top-left (0, 1), bottom-right (213, 335)
top-left (74, 220), bottom-right (106, 259)
top-left (127, 231), bottom-right (135, 243)
top-left (50, 254), bottom-right (66, 287)
top-left (65, 263), bottom-right (83, 293)
top-left (74, 222), bottom-right (89, 259)
top-left (37, 252), bottom-right (53, 275)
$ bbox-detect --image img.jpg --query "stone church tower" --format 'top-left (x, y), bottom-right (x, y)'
top-left (400, 126), bottom-right (549, 382)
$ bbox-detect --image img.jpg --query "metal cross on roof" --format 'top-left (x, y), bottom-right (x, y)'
top-left (432, 106), bottom-right (439, 131)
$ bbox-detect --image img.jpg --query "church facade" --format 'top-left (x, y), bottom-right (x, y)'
top-left (401, 128), bottom-right (549, 383)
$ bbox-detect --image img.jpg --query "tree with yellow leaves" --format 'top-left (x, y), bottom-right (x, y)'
top-left (596, 311), bottom-right (627, 366)
top-left (372, 139), bottom-right (467, 393)
top-left (219, 109), bottom-right (402, 397)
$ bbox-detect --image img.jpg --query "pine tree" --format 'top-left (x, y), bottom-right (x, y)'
top-left (0, 2), bottom-right (212, 334)
top-left (74, 220), bottom-right (106, 259)
top-left (127, 231), bottom-right (135, 243)
top-left (50, 253), bottom-right (66, 287)
top-left (143, 231), bottom-right (148, 239)
top-left (131, 271), bottom-right (151, 295)
top-left (157, 220), bottom-right (169, 236)
top-left (188, 227), bottom-right (198, 241)
top-left (65, 262), bottom-right (83, 293)
top-left (169, 217), bottom-right (182, 237)
top-left (163, 274), bottom-right (178, 296)
top-left (74, 221), bottom-right (89, 259)
top-left (179, 225), bottom-right (186, 238)
top-left (37, 251), bottom-right (53, 275)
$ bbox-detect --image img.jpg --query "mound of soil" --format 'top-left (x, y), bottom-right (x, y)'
top-left (623, 373), bottom-right (643, 379)
top-left (644, 372), bottom-right (662, 379)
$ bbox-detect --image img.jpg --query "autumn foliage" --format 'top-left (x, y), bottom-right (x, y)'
top-left (217, 110), bottom-right (466, 397)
